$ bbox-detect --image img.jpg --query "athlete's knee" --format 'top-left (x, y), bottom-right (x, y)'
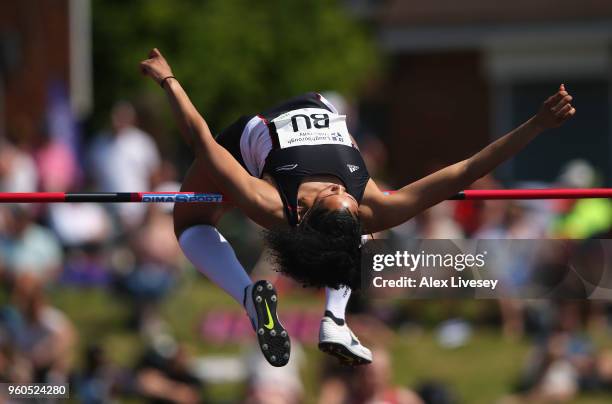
top-left (173, 205), bottom-right (219, 240)
top-left (176, 223), bottom-right (223, 253)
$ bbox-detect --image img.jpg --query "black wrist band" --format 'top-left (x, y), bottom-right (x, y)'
top-left (160, 76), bottom-right (176, 88)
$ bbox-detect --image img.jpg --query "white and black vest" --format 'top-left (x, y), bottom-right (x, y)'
top-left (259, 93), bottom-right (370, 226)
top-left (217, 93), bottom-right (370, 226)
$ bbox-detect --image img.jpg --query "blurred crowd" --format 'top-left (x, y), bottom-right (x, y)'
top-left (1, 95), bottom-right (612, 404)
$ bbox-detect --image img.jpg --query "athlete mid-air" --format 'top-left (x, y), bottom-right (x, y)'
top-left (139, 48), bottom-right (576, 367)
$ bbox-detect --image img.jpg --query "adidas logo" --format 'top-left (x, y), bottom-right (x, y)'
top-left (347, 164), bottom-right (359, 173)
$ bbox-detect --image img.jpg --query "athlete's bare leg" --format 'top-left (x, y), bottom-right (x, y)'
top-left (173, 158), bottom-right (231, 236)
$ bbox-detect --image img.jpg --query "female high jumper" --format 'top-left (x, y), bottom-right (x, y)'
top-left (140, 48), bottom-right (576, 367)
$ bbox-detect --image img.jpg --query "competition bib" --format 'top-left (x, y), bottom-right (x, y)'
top-left (271, 108), bottom-right (352, 149)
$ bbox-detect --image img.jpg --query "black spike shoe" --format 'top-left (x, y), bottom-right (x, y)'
top-left (244, 280), bottom-right (291, 367)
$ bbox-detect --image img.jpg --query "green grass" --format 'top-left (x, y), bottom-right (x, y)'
top-left (48, 275), bottom-right (612, 403)
top-left (387, 331), bottom-right (523, 403)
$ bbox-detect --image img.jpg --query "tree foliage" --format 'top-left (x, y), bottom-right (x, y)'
top-left (92, 0), bottom-right (378, 133)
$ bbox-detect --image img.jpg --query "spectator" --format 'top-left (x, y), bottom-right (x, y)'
top-left (0, 319), bottom-right (33, 384)
top-left (0, 204), bottom-right (63, 286)
top-left (508, 301), bottom-right (595, 403)
top-left (46, 190), bottom-right (114, 287)
top-left (416, 381), bottom-right (458, 404)
top-left (318, 346), bottom-right (423, 404)
top-left (1, 282), bottom-right (77, 384)
top-left (48, 202), bottom-right (112, 247)
top-left (243, 341), bottom-right (305, 404)
top-left (453, 174), bottom-right (504, 237)
top-left (116, 201), bottom-right (182, 334)
top-left (32, 124), bottom-right (79, 192)
top-left (352, 347), bottom-right (424, 404)
top-left (553, 159), bottom-right (612, 238)
top-left (0, 139), bottom-right (38, 193)
top-left (134, 340), bottom-right (203, 404)
top-left (392, 202), bottom-right (463, 240)
top-left (73, 344), bottom-right (121, 404)
top-left (89, 101), bottom-right (161, 228)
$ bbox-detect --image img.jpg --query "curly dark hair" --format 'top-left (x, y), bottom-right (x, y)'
top-left (264, 205), bottom-right (362, 290)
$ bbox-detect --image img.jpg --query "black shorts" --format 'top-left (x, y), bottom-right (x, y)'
top-left (213, 92), bottom-right (332, 173)
top-left (214, 115), bottom-right (252, 171)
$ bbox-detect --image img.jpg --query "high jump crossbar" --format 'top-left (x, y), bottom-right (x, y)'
top-left (1, 188), bottom-right (612, 203)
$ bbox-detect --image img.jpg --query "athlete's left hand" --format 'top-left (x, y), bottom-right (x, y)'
top-left (140, 48), bottom-right (174, 86)
top-left (533, 84), bottom-right (576, 130)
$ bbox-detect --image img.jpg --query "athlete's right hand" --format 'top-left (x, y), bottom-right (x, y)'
top-left (533, 84), bottom-right (576, 130)
top-left (140, 48), bottom-right (174, 87)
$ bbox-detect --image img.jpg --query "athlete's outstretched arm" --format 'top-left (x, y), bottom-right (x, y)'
top-left (361, 84), bottom-right (576, 233)
top-left (140, 49), bottom-right (284, 227)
